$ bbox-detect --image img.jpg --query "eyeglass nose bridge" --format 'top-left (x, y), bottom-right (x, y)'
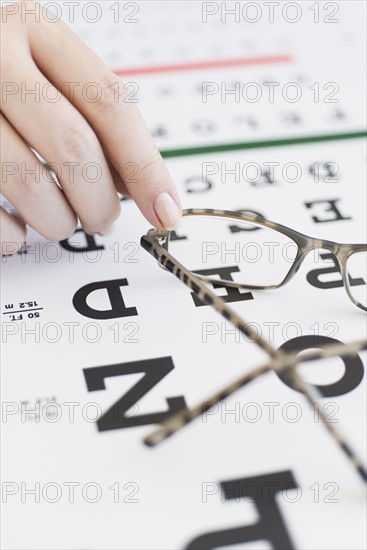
top-left (297, 238), bottom-right (341, 261)
top-left (290, 238), bottom-right (341, 276)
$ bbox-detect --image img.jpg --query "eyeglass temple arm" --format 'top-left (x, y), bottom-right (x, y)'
top-left (144, 338), bottom-right (367, 482)
top-left (141, 233), bottom-right (279, 359)
top-left (141, 233), bottom-right (367, 482)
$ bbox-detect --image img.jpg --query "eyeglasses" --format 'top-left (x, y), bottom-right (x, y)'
top-left (149, 208), bottom-right (367, 310)
top-left (141, 208), bottom-right (367, 482)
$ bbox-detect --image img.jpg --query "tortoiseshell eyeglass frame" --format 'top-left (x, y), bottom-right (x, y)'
top-left (140, 208), bottom-right (367, 482)
top-left (148, 208), bottom-right (367, 310)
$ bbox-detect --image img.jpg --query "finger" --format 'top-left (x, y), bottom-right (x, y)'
top-left (107, 158), bottom-right (131, 198)
top-left (28, 13), bottom-right (182, 229)
top-left (0, 206), bottom-right (26, 255)
top-left (1, 113), bottom-right (77, 240)
top-left (0, 54), bottom-right (121, 236)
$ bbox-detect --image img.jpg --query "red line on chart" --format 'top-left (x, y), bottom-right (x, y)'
top-left (114, 55), bottom-right (292, 76)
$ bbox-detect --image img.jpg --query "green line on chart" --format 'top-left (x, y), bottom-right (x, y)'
top-left (43, 131), bottom-right (367, 172)
top-left (160, 131), bottom-right (367, 158)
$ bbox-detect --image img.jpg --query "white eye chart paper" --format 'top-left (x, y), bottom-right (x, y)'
top-left (1, 2), bottom-right (366, 549)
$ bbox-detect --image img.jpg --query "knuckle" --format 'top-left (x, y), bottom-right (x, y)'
top-left (3, 166), bottom-right (41, 197)
top-left (136, 153), bottom-right (164, 185)
top-left (58, 122), bottom-right (99, 162)
top-left (14, 166), bottom-right (53, 199)
top-left (96, 75), bottom-right (136, 116)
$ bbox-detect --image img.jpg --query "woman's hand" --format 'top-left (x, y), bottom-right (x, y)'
top-left (0, 1), bottom-right (182, 255)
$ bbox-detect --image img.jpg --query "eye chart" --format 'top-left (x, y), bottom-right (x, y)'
top-left (1, 2), bottom-right (366, 549)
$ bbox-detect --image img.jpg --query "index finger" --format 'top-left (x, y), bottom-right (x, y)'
top-left (28, 11), bottom-right (182, 230)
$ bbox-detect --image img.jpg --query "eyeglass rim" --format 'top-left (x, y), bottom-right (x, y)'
top-left (144, 208), bottom-right (366, 311)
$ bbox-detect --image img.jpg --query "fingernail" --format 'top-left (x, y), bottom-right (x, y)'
top-left (154, 192), bottom-right (182, 230)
